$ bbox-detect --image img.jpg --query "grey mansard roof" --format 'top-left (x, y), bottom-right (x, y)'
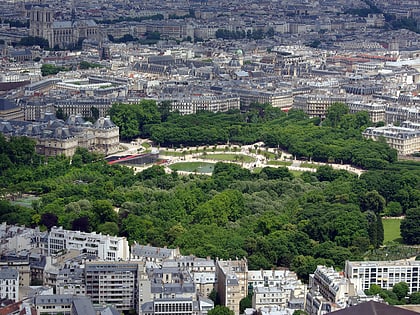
top-left (0, 98), bottom-right (18, 111)
top-left (0, 267), bottom-right (18, 280)
top-left (93, 116), bottom-right (116, 129)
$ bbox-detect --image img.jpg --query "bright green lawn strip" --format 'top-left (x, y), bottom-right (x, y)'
top-left (159, 151), bottom-right (185, 157)
top-left (383, 218), bottom-right (403, 244)
top-left (200, 153), bottom-right (255, 162)
top-left (168, 162), bottom-right (214, 172)
top-left (289, 170), bottom-right (303, 177)
top-left (300, 163), bottom-right (319, 169)
top-left (267, 160), bottom-right (293, 166)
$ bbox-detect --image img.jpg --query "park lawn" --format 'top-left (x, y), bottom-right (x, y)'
top-left (10, 195), bottom-right (39, 208)
top-left (201, 153), bottom-right (255, 163)
top-left (383, 218), bottom-right (403, 244)
top-left (168, 162), bottom-right (214, 173)
top-left (267, 160), bottom-right (293, 166)
top-left (300, 162), bottom-right (319, 169)
top-left (289, 170), bottom-right (304, 177)
top-left (159, 151), bottom-right (186, 157)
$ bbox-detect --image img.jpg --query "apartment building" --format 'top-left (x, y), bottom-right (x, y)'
top-left (305, 265), bottom-right (356, 315)
top-left (347, 101), bottom-right (386, 123)
top-left (216, 258), bottom-right (248, 315)
top-left (169, 95), bottom-right (240, 115)
top-left (386, 105), bottom-right (420, 124)
top-left (162, 256), bottom-right (216, 297)
top-left (0, 267), bottom-right (19, 302)
top-left (345, 260), bottom-right (420, 294)
top-left (130, 244), bottom-right (181, 263)
top-left (231, 89), bottom-right (293, 109)
top-left (85, 261), bottom-right (145, 312)
top-left (248, 269), bottom-right (306, 310)
top-left (47, 226), bottom-right (129, 261)
top-left (309, 266), bottom-right (355, 305)
top-left (34, 295), bottom-right (95, 315)
top-left (362, 125), bottom-right (420, 155)
top-left (293, 94), bottom-right (347, 119)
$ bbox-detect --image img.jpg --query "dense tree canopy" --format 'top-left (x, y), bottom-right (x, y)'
top-left (1, 106), bottom-right (419, 283)
top-left (401, 208), bottom-right (420, 245)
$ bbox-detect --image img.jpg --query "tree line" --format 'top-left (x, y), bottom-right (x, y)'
top-left (109, 101), bottom-right (397, 169)
top-left (0, 134), bottom-right (419, 282)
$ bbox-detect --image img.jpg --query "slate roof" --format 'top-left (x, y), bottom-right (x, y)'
top-left (93, 116), bottom-right (116, 129)
top-left (0, 267), bottom-right (18, 280)
top-left (329, 301), bottom-right (420, 315)
top-left (0, 99), bottom-right (17, 111)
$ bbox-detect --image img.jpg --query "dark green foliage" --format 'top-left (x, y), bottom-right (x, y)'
top-left (216, 28), bottom-right (273, 40)
top-left (97, 14), bottom-right (164, 25)
top-left (365, 283), bottom-right (408, 305)
top-left (239, 294), bottom-right (252, 314)
top-left (208, 306), bottom-right (234, 315)
top-left (0, 111), bottom-right (419, 284)
top-left (79, 61), bottom-right (103, 70)
top-left (108, 100), bottom-right (161, 140)
top-left (409, 292), bottom-right (420, 304)
top-left (40, 213), bottom-right (58, 230)
top-left (401, 208), bottom-right (420, 245)
top-left (4, 19), bottom-right (29, 28)
top-left (19, 36), bottom-right (49, 49)
top-left (259, 167), bottom-right (293, 180)
top-left (41, 64), bottom-right (69, 76)
top-left (392, 282), bottom-right (409, 300)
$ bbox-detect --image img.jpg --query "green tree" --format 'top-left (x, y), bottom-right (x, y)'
top-left (365, 284), bottom-right (382, 295)
top-left (360, 190), bottom-right (386, 214)
top-left (108, 100), bottom-right (161, 140)
top-left (41, 64), bottom-right (68, 76)
top-left (239, 294), bottom-right (252, 314)
top-left (384, 201), bottom-right (403, 217)
top-left (97, 221), bottom-right (119, 236)
top-left (324, 102), bottom-right (349, 128)
top-left (409, 292), bottom-right (420, 304)
top-left (208, 306), bottom-right (234, 315)
top-left (401, 208), bottom-right (420, 245)
top-left (392, 282), bottom-right (409, 300)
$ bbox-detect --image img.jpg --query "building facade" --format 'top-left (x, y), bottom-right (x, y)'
top-left (345, 260), bottom-right (420, 294)
top-left (0, 267), bottom-right (19, 302)
top-left (363, 124), bottom-right (420, 155)
top-left (48, 226), bottom-right (129, 261)
top-left (216, 258), bottom-right (248, 315)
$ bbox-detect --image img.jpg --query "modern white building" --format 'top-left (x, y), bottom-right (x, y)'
top-left (345, 260), bottom-right (420, 294)
top-left (47, 226), bottom-right (129, 261)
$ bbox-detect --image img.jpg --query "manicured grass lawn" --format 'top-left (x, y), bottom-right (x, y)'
top-left (383, 218), bottom-right (403, 244)
top-left (168, 162), bottom-right (215, 173)
top-left (289, 170), bottom-right (304, 177)
top-left (300, 162), bottom-right (319, 169)
top-left (200, 153), bottom-right (255, 163)
top-left (10, 195), bottom-right (39, 208)
top-left (267, 160), bottom-right (293, 166)
top-left (159, 151), bottom-right (185, 157)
